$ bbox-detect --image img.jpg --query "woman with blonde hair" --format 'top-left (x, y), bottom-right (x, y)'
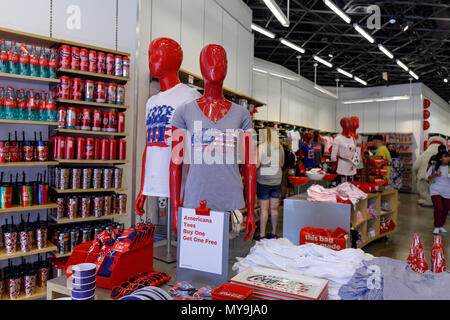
top-left (254, 128), bottom-right (284, 240)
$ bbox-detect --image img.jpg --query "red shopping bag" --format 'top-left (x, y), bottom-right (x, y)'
top-left (300, 227), bottom-right (348, 251)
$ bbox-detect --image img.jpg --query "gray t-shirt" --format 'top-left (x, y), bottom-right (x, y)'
top-left (171, 100), bottom-right (253, 211)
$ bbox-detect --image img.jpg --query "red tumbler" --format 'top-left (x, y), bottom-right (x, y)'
top-left (101, 139), bottom-right (110, 160)
top-left (118, 140), bottom-right (126, 160)
top-left (109, 139), bottom-right (117, 160)
top-left (76, 137), bottom-right (86, 160)
top-left (65, 137), bottom-right (75, 159)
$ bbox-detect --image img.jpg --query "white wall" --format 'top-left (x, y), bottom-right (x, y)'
top-left (338, 83), bottom-right (423, 155)
top-left (150, 0), bottom-right (253, 96)
top-left (422, 84), bottom-right (450, 137)
top-left (252, 58), bottom-right (337, 132)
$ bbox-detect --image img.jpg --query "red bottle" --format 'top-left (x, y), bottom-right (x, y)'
top-left (109, 139), bottom-right (117, 160)
top-left (76, 137), bottom-right (86, 160)
top-left (412, 233), bottom-right (423, 250)
top-left (415, 249), bottom-right (428, 274)
top-left (94, 138), bottom-right (101, 160)
top-left (407, 247), bottom-right (417, 271)
top-left (118, 140), bottom-right (126, 160)
top-left (101, 139), bottom-right (110, 160)
top-left (65, 137), bottom-right (75, 159)
top-left (86, 138), bottom-right (95, 160)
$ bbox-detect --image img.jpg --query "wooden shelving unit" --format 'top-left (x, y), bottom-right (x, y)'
top-left (51, 187), bottom-right (127, 194)
top-left (58, 67), bottom-right (129, 83)
top-left (58, 99), bottom-right (129, 110)
top-left (55, 128), bottom-right (128, 137)
top-left (56, 159), bottom-right (128, 165)
top-left (0, 243), bottom-right (57, 261)
top-left (351, 190), bottom-right (398, 248)
top-left (0, 203), bottom-right (57, 214)
top-left (0, 72), bottom-right (60, 84)
top-left (0, 161), bottom-right (58, 167)
top-left (0, 27), bottom-right (131, 295)
top-left (0, 119), bottom-right (58, 126)
top-left (1, 285), bottom-right (47, 301)
top-left (49, 213), bottom-right (127, 224)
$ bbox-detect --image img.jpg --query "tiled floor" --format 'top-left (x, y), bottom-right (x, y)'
top-left (153, 193), bottom-right (443, 287)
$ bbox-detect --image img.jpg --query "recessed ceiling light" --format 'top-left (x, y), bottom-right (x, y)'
top-left (389, 18), bottom-right (397, 24)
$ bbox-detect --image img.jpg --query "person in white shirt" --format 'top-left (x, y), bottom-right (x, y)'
top-left (426, 151), bottom-right (450, 234)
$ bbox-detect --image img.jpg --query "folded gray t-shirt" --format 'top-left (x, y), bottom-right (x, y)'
top-left (172, 100), bottom-right (253, 211)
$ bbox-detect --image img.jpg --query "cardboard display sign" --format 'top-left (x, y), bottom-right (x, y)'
top-left (176, 207), bottom-right (229, 286)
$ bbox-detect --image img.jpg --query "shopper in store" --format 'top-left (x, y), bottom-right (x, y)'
top-left (280, 138), bottom-right (297, 201)
top-left (425, 151), bottom-right (450, 234)
top-left (312, 131), bottom-right (325, 168)
top-left (299, 132), bottom-right (315, 171)
top-left (255, 129), bottom-right (285, 240)
top-left (387, 144), bottom-right (404, 190)
top-left (372, 135), bottom-right (392, 179)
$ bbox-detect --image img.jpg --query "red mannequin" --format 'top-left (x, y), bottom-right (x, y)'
top-left (340, 117), bottom-right (352, 138)
top-left (170, 44), bottom-right (257, 241)
top-left (134, 38), bottom-right (183, 216)
top-left (331, 117), bottom-right (352, 172)
top-left (350, 116), bottom-right (360, 140)
top-left (299, 132), bottom-right (313, 161)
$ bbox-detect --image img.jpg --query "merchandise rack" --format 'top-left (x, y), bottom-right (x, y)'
top-left (50, 187), bottom-right (128, 194)
top-left (0, 203), bottom-right (58, 214)
top-left (0, 26), bottom-right (131, 275)
top-left (57, 67), bottom-right (129, 83)
top-left (54, 128), bottom-right (129, 137)
top-left (58, 99), bottom-right (129, 110)
top-left (253, 119), bottom-right (337, 135)
top-left (49, 213), bottom-right (128, 224)
top-left (0, 161), bottom-right (59, 167)
top-left (0, 243), bottom-right (57, 261)
top-left (351, 190), bottom-right (398, 248)
top-left (1, 286), bottom-right (47, 301)
top-left (0, 72), bottom-right (60, 84)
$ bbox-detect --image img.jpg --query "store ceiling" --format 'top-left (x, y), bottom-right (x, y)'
top-left (246, 0), bottom-right (450, 102)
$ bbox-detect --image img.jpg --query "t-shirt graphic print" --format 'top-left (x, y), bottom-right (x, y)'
top-left (142, 83), bottom-right (201, 197)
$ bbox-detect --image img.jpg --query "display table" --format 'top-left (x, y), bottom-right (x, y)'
top-left (283, 190), bottom-right (398, 248)
top-left (47, 275), bottom-right (113, 300)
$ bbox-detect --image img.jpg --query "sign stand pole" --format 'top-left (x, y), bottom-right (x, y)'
top-left (154, 202), bottom-right (177, 263)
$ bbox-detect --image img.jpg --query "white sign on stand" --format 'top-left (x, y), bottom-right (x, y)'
top-left (177, 206), bottom-right (229, 286)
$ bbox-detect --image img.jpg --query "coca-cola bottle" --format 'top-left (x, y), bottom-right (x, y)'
top-left (0, 39), bottom-right (8, 73)
top-left (0, 86), bottom-right (5, 119)
top-left (48, 48), bottom-right (57, 79)
top-left (18, 43), bottom-right (30, 76)
top-left (431, 235), bottom-right (444, 267)
top-left (38, 46), bottom-right (48, 78)
top-left (16, 89), bottom-right (26, 120)
top-left (45, 91), bottom-right (57, 122)
top-left (25, 89), bottom-right (36, 121)
top-left (8, 41), bottom-right (19, 74)
top-left (4, 86), bottom-right (17, 119)
top-left (39, 91), bottom-right (47, 121)
top-left (29, 45), bottom-right (39, 77)
top-left (33, 92), bottom-right (41, 121)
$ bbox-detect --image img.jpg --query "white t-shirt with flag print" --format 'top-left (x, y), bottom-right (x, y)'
top-left (142, 83), bottom-right (201, 197)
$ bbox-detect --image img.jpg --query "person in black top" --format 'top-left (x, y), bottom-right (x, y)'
top-left (281, 139), bottom-right (297, 200)
top-left (312, 131), bottom-right (325, 168)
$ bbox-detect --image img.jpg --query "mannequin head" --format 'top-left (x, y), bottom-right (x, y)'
top-left (313, 131), bottom-right (320, 142)
top-left (148, 38), bottom-right (182, 79)
top-left (340, 117), bottom-right (351, 137)
top-left (200, 44), bottom-right (227, 83)
top-left (304, 132), bottom-right (313, 144)
top-left (350, 116), bottom-right (359, 139)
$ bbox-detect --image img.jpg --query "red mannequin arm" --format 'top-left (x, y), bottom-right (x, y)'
top-left (134, 147), bottom-right (147, 216)
top-left (169, 126), bottom-right (184, 236)
top-left (243, 132), bottom-right (256, 242)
